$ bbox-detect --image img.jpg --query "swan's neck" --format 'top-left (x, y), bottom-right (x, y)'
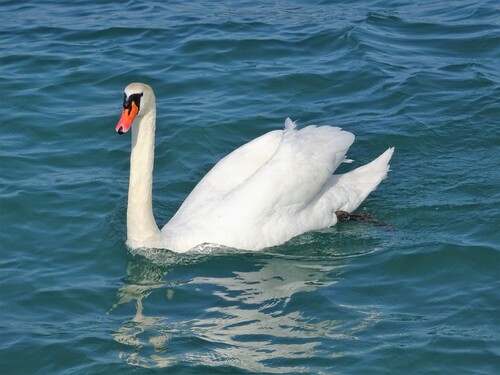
top-left (126, 109), bottom-right (162, 248)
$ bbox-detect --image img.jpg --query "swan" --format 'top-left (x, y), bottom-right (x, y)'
top-left (115, 82), bottom-right (394, 252)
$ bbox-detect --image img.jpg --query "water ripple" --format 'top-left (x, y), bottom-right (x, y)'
top-left (1, 0), bottom-right (499, 374)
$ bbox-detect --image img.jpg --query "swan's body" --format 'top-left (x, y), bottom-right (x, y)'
top-left (116, 83), bottom-right (394, 253)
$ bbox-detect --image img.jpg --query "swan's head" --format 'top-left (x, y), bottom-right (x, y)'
top-left (116, 82), bottom-right (155, 135)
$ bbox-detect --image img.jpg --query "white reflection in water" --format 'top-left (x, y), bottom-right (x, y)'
top-left (111, 251), bottom-right (380, 372)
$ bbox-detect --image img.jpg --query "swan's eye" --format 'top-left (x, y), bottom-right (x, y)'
top-left (123, 93), bottom-right (143, 115)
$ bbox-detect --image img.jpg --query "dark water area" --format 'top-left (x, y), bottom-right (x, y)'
top-left (1, 1), bottom-right (499, 374)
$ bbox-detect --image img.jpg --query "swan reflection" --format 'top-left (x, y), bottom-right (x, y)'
top-left (111, 249), bottom-right (379, 371)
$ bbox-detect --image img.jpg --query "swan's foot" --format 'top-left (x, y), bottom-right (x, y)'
top-left (335, 210), bottom-right (392, 229)
top-left (336, 210), bottom-right (371, 222)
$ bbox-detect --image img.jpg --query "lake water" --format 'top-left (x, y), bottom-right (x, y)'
top-left (1, 1), bottom-right (499, 374)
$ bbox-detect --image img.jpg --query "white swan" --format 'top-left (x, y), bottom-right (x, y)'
top-left (115, 82), bottom-right (394, 252)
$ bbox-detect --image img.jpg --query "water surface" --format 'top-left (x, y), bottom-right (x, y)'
top-left (1, 1), bottom-right (499, 374)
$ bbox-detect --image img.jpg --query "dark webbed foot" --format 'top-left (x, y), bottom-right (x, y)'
top-left (336, 210), bottom-right (372, 222)
top-left (335, 210), bottom-right (392, 229)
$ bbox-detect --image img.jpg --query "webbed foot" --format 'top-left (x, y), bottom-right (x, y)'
top-left (335, 210), bottom-right (392, 229)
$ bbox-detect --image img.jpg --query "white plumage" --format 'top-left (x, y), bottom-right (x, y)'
top-left (116, 82), bottom-right (394, 253)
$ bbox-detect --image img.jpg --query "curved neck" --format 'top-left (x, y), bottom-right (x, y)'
top-left (126, 109), bottom-right (162, 248)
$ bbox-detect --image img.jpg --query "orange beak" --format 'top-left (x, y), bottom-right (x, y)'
top-left (116, 101), bottom-right (139, 134)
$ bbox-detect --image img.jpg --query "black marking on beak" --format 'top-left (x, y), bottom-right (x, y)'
top-left (123, 92), bottom-right (144, 115)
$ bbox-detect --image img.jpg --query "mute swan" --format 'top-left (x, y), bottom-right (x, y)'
top-left (116, 82), bottom-right (394, 252)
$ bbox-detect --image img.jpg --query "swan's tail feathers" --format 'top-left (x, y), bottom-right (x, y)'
top-left (348, 147), bottom-right (394, 183)
top-left (318, 147), bottom-right (394, 216)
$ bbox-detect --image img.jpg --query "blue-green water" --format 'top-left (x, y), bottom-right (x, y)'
top-left (1, 0), bottom-right (499, 373)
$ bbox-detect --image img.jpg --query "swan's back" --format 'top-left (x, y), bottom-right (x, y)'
top-left (162, 119), bottom-right (392, 252)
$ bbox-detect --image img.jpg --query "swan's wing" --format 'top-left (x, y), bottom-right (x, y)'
top-left (190, 130), bottom-right (283, 197)
top-left (164, 128), bottom-right (283, 223)
top-left (224, 124), bottom-right (354, 219)
top-left (163, 120), bottom-right (355, 251)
